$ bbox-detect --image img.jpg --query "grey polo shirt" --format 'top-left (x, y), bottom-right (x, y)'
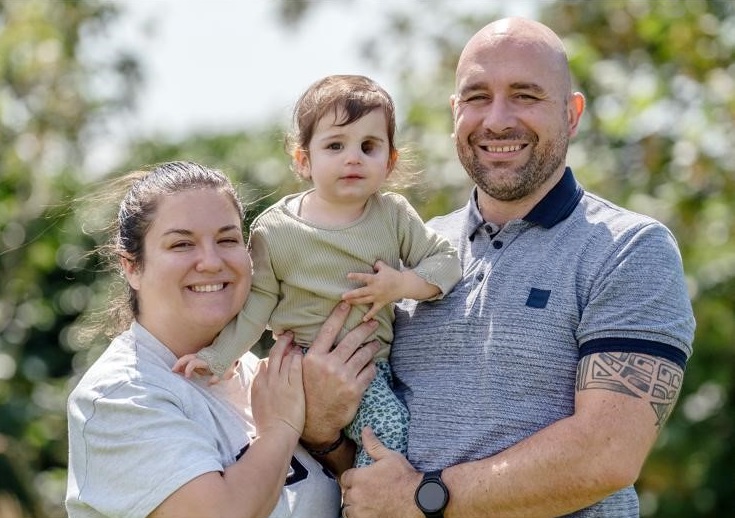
top-left (391, 167), bottom-right (695, 517)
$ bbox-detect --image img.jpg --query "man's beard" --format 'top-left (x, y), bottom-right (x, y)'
top-left (457, 130), bottom-right (568, 202)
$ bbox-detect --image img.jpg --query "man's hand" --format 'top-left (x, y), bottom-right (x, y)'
top-left (300, 302), bottom-right (379, 448)
top-left (341, 427), bottom-right (423, 518)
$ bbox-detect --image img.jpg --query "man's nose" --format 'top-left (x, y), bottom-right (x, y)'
top-left (482, 97), bottom-right (516, 134)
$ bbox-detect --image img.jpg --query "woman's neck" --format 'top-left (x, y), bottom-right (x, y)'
top-left (136, 315), bottom-right (215, 358)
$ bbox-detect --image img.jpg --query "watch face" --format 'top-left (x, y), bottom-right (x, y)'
top-left (418, 480), bottom-right (447, 511)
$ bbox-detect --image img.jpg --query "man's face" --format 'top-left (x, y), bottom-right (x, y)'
top-left (451, 34), bottom-right (577, 203)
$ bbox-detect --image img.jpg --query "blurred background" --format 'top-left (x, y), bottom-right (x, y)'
top-left (1, 0), bottom-right (733, 516)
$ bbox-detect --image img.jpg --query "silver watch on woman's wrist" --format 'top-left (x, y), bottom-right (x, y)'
top-left (414, 469), bottom-right (449, 517)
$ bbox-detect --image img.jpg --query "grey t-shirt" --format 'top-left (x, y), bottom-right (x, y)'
top-left (66, 322), bottom-right (341, 518)
top-left (391, 170), bottom-right (695, 517)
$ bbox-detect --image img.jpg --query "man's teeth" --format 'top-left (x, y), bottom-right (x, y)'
top-left (191, 284), bottom-right (224, 293)
top-left (485, 144), bottom-right (523, 152)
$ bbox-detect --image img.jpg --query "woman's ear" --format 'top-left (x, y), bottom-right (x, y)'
top-left (293, 148), bottom-right (311, 179)
top-left (120, 255), bottom-right (141, 291)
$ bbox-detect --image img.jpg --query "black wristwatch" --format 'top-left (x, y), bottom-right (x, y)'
top-left (414, 469), bottom-right (449, 518)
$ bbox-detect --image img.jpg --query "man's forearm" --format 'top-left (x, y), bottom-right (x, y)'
top-left (442, 397), bottom-right (660, 515)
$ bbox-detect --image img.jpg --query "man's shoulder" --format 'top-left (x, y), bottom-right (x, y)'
top-left (572, 191), bottom-right (684, 267)
top-left (426, 205), bottom-right (468, 236)
top-left (581, 191), bottom-right (660, 226)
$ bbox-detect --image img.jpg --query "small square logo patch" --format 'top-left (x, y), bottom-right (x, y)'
top-left (526, 288), bottom-right (551, 308)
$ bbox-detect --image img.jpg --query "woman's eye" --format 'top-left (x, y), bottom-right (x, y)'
top-left (219, 237), bottom-right (241, 245)
top-left (171, 241), bottom-right (193, 249)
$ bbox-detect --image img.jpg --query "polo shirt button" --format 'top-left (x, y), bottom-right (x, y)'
top-left (476, 272), bottom-right (484, 281)
top-left (493, 241), bottom-right (503, 249)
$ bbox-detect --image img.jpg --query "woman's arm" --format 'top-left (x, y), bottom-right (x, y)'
top-left (150, 334), bottom-right (304, 518)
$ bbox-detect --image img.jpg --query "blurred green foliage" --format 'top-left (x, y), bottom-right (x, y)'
top-left (0, 0), bottom-right (139, 516)
top-left (0, 0), bottom-right (732, 516)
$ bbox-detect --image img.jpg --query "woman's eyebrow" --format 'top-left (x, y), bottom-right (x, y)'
top-left (161, 225), bottom-right (239, 237)
top-left (162, 228), bottom-right (193, 237)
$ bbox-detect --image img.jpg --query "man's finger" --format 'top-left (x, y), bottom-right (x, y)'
top-left (309, 302), bottom-right (352, 354)
top-left (362, 426), bottom-right (391, 462)
top-left (268, 331), bottom-right (294, 373)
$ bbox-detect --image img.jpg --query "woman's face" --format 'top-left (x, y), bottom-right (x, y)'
top-left (123, 188), bottom-right (251, 353)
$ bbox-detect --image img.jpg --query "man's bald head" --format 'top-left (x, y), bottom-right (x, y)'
top-left (457, 17), bottom-right (572, 94)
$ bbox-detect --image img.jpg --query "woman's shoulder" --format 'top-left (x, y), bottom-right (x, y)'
top-left (69, 329), bottom-right (186, 408)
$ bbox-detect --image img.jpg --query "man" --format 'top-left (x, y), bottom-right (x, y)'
top-left (337, 17), bottom-right (695, 517)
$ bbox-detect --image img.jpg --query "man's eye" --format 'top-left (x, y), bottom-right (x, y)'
top-left (466, 94), bottom-right (490, 103)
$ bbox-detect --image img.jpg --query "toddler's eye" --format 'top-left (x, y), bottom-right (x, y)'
top-left (361, 141), bottom-right (376, 154)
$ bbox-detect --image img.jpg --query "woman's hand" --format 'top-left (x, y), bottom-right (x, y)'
top-left (301, 302), bottom-right (379, 451)
top-left (251, 331), bottom-right (305, 438)
top-left (150, 332), bottom-right (307, 518)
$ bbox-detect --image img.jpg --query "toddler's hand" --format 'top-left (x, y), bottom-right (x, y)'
top-left (172, 354), bottom-right (222, 384)
top-left (342, 260), bottom-right (401, 321)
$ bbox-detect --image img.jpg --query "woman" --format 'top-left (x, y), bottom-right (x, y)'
top-left (66, 161), bottom-right (376, 517)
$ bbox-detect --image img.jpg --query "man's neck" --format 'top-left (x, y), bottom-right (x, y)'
top-left (476, 169), bottom-right (565, 225)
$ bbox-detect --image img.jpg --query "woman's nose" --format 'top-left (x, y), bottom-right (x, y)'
top-left (195, 244), bottom-right (224, 272)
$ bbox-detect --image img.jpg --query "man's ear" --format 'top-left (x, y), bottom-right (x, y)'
top-left (120, 255), bottom-right (141, 291)
top-left (449, 94), bottom-right (458, 140)
top-left (293, 148), bottom-right (311, 179)
top-left (568, 92), bottom-right (586, 138)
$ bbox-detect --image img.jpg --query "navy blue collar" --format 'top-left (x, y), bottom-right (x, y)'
top-left (523, 167), bottom-right (584, 229)
top-left (467, 167), bottom-right (584, 238)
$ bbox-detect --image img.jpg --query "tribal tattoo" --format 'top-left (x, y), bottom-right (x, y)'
top-left (576, 352), bottom-right (684, 428)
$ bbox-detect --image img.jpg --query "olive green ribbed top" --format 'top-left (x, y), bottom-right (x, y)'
top-left (198, 190), bottom-right (461, 376)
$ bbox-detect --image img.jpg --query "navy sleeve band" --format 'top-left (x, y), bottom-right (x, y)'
top-left (580, 338), bottom-right (688, 370)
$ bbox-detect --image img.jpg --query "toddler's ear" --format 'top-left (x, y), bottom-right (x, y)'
top-left (293, 148), bottom-right (311, 179)
top-left (387, 149), bottom-right (399, 175)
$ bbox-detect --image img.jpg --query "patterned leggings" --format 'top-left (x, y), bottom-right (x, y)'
top-left (344, 359), bottom-right (409, 467)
